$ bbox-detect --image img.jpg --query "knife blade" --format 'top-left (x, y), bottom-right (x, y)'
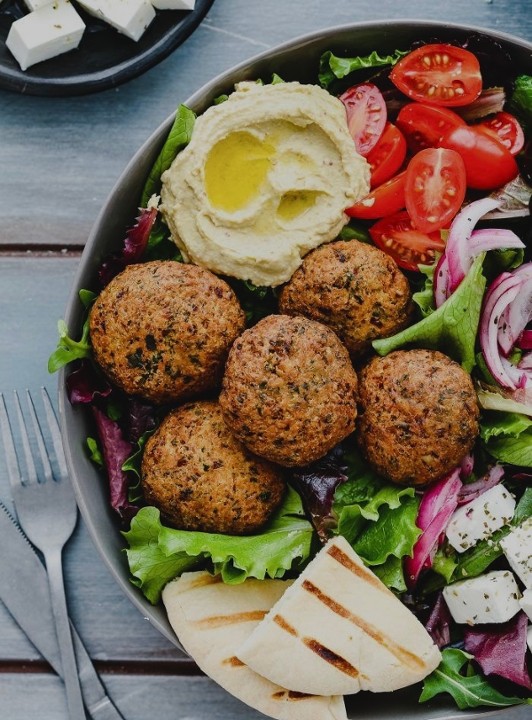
top-left (0, 501), bottom-right (125, 720)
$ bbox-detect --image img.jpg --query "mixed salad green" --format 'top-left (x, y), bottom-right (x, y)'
top-left (51, 33), bottom-right (532, 711)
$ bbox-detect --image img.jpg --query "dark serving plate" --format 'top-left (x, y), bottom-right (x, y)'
top-left (59, 19), bottom-right (532, 718)
top-left (0, 0), bottom-right (215, 96)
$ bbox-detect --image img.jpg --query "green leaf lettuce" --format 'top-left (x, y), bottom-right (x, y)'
top-left (480, 412), bottom-right (532, 467)
top-left (124, 486), bottom-right (315, 604)
top-left (319, 49), bottom-right (408, 88)
top-left (373, 254), bottom-right (486, 372)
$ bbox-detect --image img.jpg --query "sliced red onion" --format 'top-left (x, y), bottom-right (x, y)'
top-left (404, 468), bottom-right (462, 588)
top-left (460, 453), bottom-right (474, 479)
top-left (468, 228), bottom-right (524, 255)
top-left (445, 197), bottom-right (500, 294)
top-left (518, 330), bottom-right (532, 350)
top-left (501, 264), bottom-right (532, 354)
top-left (433, 254), bottom-right (450, 309)
top-left (433, 198), bottom-right (523, 308)
top-left (480, 272), bottom-right (525, 389)
top-left (457, 465), bottom-right (504, 506)
top-left (519, 352), bottom-right (532, 370)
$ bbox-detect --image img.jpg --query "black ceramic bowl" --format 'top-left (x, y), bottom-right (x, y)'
top-left (0, 0), bottom-right (215, 95)
top-left (59, 19), bottom-right (532, 719)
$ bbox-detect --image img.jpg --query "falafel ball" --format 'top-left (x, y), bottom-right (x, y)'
top-left (219, 314), bottom-right (358, 467)
top-left (89, 261), bottom-right (245, 405)
top-left (278, 240), bottom-right (412, 358)
top-left (357, 349), bottom-right (479, 487)
top-left (141, 400), bottom-right (285, 534)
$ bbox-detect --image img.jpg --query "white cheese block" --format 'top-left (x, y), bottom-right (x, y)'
top-left (442, 570), bottom-right (521, 625)
top-left (500, 518), bottom-right (532, 589)
top-left (6, 1), bottom-right (85, 72)
top-left (76, 0), bottom-right (155, 41)
top-left (445, 484), bottom-right (515, 553)
top-left (520, 589), bottom-right (532, 622)
top-left (151, 0), bottom-right (195, 8)
top-left (527, 625), bottom-right (532, 653)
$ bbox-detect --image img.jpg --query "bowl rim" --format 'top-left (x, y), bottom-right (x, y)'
top-left (58, 17), bottom-right (532, 712)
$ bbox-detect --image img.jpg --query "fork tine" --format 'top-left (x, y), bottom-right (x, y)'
top-left (13, 390), bottom-right (39, 485)
top-left (41, 387), bottom-right (68, 478)
top-left (26, 389), bottom-right (54, 483)
top-left (0, 393), bottom-right (23, 489)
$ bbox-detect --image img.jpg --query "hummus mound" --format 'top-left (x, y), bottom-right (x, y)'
top-left (160, 81), bottom-right (370, 287)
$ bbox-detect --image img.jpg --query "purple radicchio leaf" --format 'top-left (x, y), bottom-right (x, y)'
top-left (425, 592), bottom-right (453, 649)
top-left (124, 396), bottom-right (157, 444)
top-left (66, 361), bottom-right (112, 405)
top-left (98, 206), bottom-right (157, 288)
top-left (92, 406), bottom-right (139, 520)
top-left (464, 611), bottom-right (532, 690)
top-left (291, 446), bottom-right (348, 542)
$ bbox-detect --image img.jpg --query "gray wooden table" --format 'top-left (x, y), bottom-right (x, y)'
top-left (1, 0), bottom-right (531, 717)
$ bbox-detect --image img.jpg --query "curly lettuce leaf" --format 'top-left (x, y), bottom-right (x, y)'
top-left (419, 648), bottom-right (528, 710)
top-left (140, 104), bottom-right (195, 207)
top-left (373, 254), bottom-right (486, 372)
top-left (124, 486), bottom-right (315, 604)
top-left (319, 48), bottom-right (408, 88)
top-left (332, 447), bottom-right (421, 588)
top-left (480, 412), bottom-right (532, 467)
top-left (412, 261), bottom-right (437, 318)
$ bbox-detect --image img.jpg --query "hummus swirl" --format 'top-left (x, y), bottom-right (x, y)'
top-left (161, 81), bottom-right (370, 287)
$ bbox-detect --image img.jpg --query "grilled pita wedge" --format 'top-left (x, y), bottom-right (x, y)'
top-left (237, 535), bottom-right (441, 696)
top-left (162, 571), bottom-right (347, 720)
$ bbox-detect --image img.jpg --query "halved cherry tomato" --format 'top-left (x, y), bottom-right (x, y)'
top-left (369, 210), bottom-right (446, 272)
top-left (405, 148), bottom-right (466, 233)
top-left (396, 103), bottom-right (465, 153)
top-left (347, 171), bottom-right (406, 220)
top-left (439, 124), bottom-right (519, 190)
top-left (339, 83), bottom-right (387, 156)
top-left (390, 44), bottom-right (482, 107)
top-left (366, 123), bottom-right (407, 187)
top-left (476, 111), bottom-right (525, 156)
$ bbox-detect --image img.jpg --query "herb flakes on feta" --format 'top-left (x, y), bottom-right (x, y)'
top-left (520, 589), bottom-right (532, 622)
top-left (445, 484), bottom-right (516, 553)
top-left (442, 570), bottom-right (522, 625)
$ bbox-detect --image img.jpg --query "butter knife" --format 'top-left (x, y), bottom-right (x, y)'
top-left (0, 501), bottom-right (125, 720)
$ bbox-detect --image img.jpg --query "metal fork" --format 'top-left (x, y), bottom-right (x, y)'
top-left (0, 387), bottom-right (86, 720)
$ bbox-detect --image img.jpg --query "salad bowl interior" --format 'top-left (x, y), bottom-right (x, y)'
top-left (58, 19), bottom-right (532, 719)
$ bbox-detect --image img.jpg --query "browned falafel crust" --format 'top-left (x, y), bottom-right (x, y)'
top-left (357, 349), bottom-right (480, 487)
top-left (141, 400), bottom-right (285, 534)
top-left (89, 261), bottom-right (245, 405)
top-left (278, 240), bottom-right (412, 358)
top-left (219, 314), bottom-right (358, 467)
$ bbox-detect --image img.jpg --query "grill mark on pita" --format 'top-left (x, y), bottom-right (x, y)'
top-left (272, 690), bottom-right (314, 700)
top-left (183, 573), bottom-right (223, 592)
top-left (193, 610), bottom-right (267, 629)
top-left (273, 614), bottom-right (297, 636)
top-left (327, 544), bottom-right (393, 595)
top-left (273, 613), bottom-right (360, 679)
top-left (302, 579), bottom-right (426, 671)
top-left (304, 639), bottom-right (360, 678)
top-left (222, 656), bottom-right (245, 667)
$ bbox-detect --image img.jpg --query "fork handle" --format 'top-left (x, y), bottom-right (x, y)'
top-left (46, 547), bottom-right (87, 720)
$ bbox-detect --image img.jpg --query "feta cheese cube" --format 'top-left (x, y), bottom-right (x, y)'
top-left (6, 1), bottom-right (85, 72)
top-left (445, 484), bottom-right (515, 553)
top-left (520, 588), bottom-right (532, 622)
top-left (76, 0), bottom-right (155, 42)
top-left (151, 0), bottom-right (196, 9)
top-left (442, 570), bottom-right (521, 625)
top-left (527, 625), bottom-right (532, 653)
top-left (500, 518), bottom-right (532, 589)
